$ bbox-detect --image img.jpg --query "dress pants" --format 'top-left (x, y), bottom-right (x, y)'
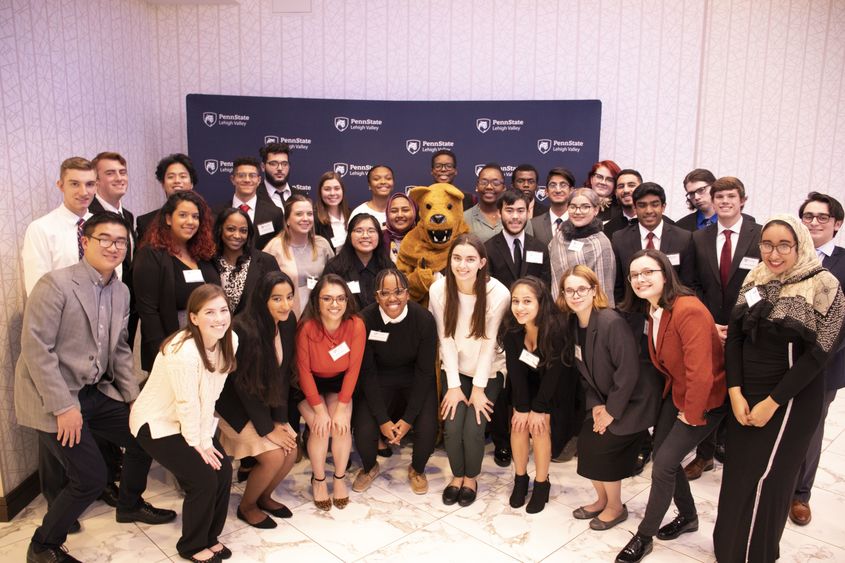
top-left (136, 425), bottom-right (232, 557)
top-left (489, 381), bottom-right (511, 451)
top-left (32, 386), bottom-right (151, 549)
top-left (440, 373), bottom-right (502, 478)
top-left (794, 389), bottom-right (838, 502)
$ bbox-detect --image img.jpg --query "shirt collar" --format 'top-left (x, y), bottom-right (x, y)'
top-left (718, 215), bottom-right (743, 235)
top-left (502, 229), bottom-right (525, 249)
top-left (638, 220), bottom-right (664, 243)
top-left (379, 304), bottom-right (409, 324)
top-left (696, 210), bottom-right (717, 228)
top-left (81, 257), bottom-right (117, 287)
top-left (95, 194), bottom-right (122, 214)
top-left (233, 194), bottom-right (258, 209)
top-left (549, 208), bottom-right (568, 223)
top-left (817, 239), bottom-right (836, 258)
top-left (59, 203), bottom-right (90, 223)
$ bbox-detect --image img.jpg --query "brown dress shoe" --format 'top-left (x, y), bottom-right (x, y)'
top-left (789, 499), bottom-right (811, 526)
top-left (683, 456), bottom-right (714, 481)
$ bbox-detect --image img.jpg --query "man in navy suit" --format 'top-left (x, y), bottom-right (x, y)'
top-left (790, 192), bottom-right (845, 526)
top-left (530, 167), bottom-right (574, 248)
top-left (213, 157), bottom-right (284, 249)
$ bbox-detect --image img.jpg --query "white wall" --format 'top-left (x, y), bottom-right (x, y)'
top-left (0, 0), bottom-right (842, 495)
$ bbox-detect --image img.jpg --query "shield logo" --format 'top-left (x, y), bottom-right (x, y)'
top-left (476, 118), bottom-right (491, 133)
top-left (406, 139), bottom-right (421, 155)
top-left (404, 185), bottom-right (415, 195)
top-left (333, 162), bottom-right (349, 176)
top-left (474, 164), bottom-right (485, 176)
top-left (203, 112), bottom-right (217, 127)
top-left (204, 159), bottom-right (219, 175)
top-left (264, 135), bottom-right (279, 144)
top-left (537, 139), bottom-right (552, 154)
top-left (334, 116), bottom-right (349, 132)
top-left (536, 186), bottom-right (548, 201)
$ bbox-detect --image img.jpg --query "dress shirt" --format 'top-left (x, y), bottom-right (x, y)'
top-left (717, 216), bottom-right (744, 263)
top-left (696, 210), bottom-right (718, 230)
top-left (94, 195), bottom-right (124, 217)
top-left (649, 306), bottom-right (663, 349)
top-left (379, 304), bottom-right (409, 324)
top-left (817, 239), bottom-right (835, 260)
top-left (264, 182), bottom-right (290, 208)
top-left (638, 221), bottom-right (665, 250)
top-left (22, 204), bottom-right (92, 296)
top-left (232, 194), bottom-right (259, 223)
top-left (550, 208), bottom-right (568, 225)
top-left (82, 259), bottom-right (118, 382)
top-left (502, 230), bottom-right (526, 259)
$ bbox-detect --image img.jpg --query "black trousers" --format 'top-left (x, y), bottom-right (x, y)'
top-left (353, 384), bottom-right (438, 474)
top-left (136, 425), bottom-right (231, 557)
top-left (32, 386), bottom-right (151, 549)
top-left (489, 381), bottom-right (511, 451)
top-left (638, 395), bottom-right (727, 536)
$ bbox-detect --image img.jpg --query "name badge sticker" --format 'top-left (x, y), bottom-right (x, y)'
top-left (183, 270), bottom-right (204, 283)
top-left (739, 256), bottom-right (760, 270)
top-left (745, 287), bottom-right (762, 308)
top-left (667, 253), bottom-right (680, 266)
top-left (331, 236), bottom-right (345, 249)
top-left (306, 276), bottom-right (317, 290)
top-left (347, 280), bottom-right (361, 294)
top-left (368, 330), bottom-right (389, 342)
top-left (574, 344), bottom-right (583, 361)
top-left (526, 250), bottom-right (543, 264)
top-left (328, 341), bottom-right (351, 361)
top-left (257, 221), bottom-right (274, 236)
top-left (519, 349), bottom-right (540, 368)
top-left (568, 240), bottom-right (584, 253)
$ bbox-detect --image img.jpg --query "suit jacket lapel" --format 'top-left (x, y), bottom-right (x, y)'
top-left (71, 264), bottom-right (98, 340)
top-left (496, 235), bottom-right (519, 279)
top-left (654, 307), bottom-right (671, 361)
top-left (704, 226), bottom-right (720, 283)
top-left (729, 221), bottom-right (755, 282)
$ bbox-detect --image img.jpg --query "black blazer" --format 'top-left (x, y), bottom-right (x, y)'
top-left (572, 308), bottom-right (662, 435)
top-left (529, 212), bottom-right (555, 248)
top-left (135, 209), bottom-right (158, 243)
top-left (678, 211), bottom-right (755, 233)
top-left (215, 315), bottom-right (297, 435)
top-left (212, 199), bottom-right (284, 250)
top-left (133, 246), bottom-right (221, 371)
top-left (691, 219), bottom-right (761, 325)
top-left (484, 232), bottom-right (551, 290)
top-left (532, 201), bottom-right (550, 218)
top-left (315, 220), bottom-right (344, 253)
top-left (823, 247), bottom-right (845, 391)
top-left (256, 181), bottom-right (312, 212)
top-left (224, 249), bottom-right (282, 316)
top-left (611, 221), bottom-right (695, 303)
top-left (603, 213), bottom-right (637, 241)
top-left (502, 326), bottom-right (573, 414)
top-left (89, 198), bottom-right (135, 285)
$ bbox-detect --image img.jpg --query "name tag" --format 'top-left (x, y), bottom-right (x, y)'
top-left (368, 330), bottom-right (389, 342)
top-left (328, 341), bottom-right (351, 361)
top-left (331, 235), bottom-right (345, 248)
top-left (745, 286), bottom-right (762, 307)
top-left (739, 256), bottom-right (760, 270)
top-left (568, 240), bottom-right (584, 252)
top-left (644, 322), bottom-right (649, 336)
top-left (306, 276), bottom-right (317, 290)
top-left (574, 344), bottom-right (583, 361)
top-left (183, 269), bottom-right (204, 283)
top-left (526, 250), bottom-right (543, 264)
top-left (347, 280), bottom-right (361, 294)
top-left (519, 349), bottom-right (540, 368)
top-left (667, 253), bottom-right (680, 266)
top-left (257, 221), bottom-right (274, 236)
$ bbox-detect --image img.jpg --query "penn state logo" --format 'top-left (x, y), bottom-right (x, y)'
top-left (264, 135), bottom-right (279, 144)
top-left (537, 139), bottom-right (552, 154)
top-left (404, 185), bottom-right (415, 195)
top-left (204, 159), bottom-right (219, 175)
top-left (476, 118), bottom-right (491, 134)
top-left (474, 164), bottom-right (485, 176)
top-left (405, 139), bottom-right (421, 155)
top-left (202, 112), bottom-right (217, 127)
top-left (333, 162), bottom-right (349, 176)
top-left (334, 116), bottom-right (349, 132)
top-left (536, 186), bottom-right (548, 201)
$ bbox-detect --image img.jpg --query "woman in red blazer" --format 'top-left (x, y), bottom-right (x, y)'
top-left (614, 249), bottom-right (728, 563)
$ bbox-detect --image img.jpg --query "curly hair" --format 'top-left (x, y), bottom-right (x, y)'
top-left (142, 191), bottom-right (216, 261)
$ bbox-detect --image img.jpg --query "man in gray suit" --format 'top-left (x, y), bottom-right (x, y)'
top-left (16, 212), bottom-right (175, 563)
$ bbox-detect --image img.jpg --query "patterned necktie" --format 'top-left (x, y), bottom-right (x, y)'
top-left (720, 229), bottom-right (733, 288)
top-left (513, 238), bottom-right (523, 273)
top-left (646, 232), bottom-right (655, 250)
top-left (77, 218), bottom-right (85, 260)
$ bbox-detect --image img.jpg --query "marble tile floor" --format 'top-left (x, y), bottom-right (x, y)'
top-left (2, 395), bottom-right (844, 562)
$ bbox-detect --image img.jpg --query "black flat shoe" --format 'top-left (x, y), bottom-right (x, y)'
top-left (509, 474), bottom-right (529, 508)
top-left (457, 485), bottom-right (477, 507)
top-left (442, 485), bottom-right (461, 505)
top-left (68, 520), bottom-right (81, 534)
top-left (257, 503), bottom-right (293, 519)
top-left (657, 515), bottom-right (698, 540)
top-left (209, 545), bottom-right (232, 560)
top-left (615, 533), bottom-right (653, 563)
top-left (377, 446), bottom-right (393, 458)
top-left (236, 507), bottom-right (277, 529)
top-left (493, 447), bottom-right (512, 467)
top-left (178, 552), bottom-right (221, 563)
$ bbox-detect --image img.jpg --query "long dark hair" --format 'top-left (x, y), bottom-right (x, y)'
top-left (315, 171), bottom-right (351, 226)
top-left (498, 276), bottom-right (568, 369)
top-left (444, 234), bottom-right (489, 339)
top-left (232, 271), bottom-right (294, 406)
top-left (213, 207), bottom-right (255, 275)
top-left (619, 249), bottom-right (695, 314)
top-left (330, 213), bottom-right (392, 272)
top-left (144, 190), bottom-right (216, 260)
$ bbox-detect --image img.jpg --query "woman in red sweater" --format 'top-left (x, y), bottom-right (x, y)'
top-left (296, 273), bottom-right (366, 511)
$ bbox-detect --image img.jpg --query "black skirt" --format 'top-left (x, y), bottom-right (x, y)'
top-left (577, 419), bottom-right (647, 482)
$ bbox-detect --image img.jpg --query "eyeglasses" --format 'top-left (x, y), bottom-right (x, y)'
top-left (592, 173), bottom-right (614, 183)
top-left (87, 236), bottom-right (128, 250)
top-left (319, 295), bottom-right (348, 305)
top-left (685, 185), bottom-right (710, 200)
top-left (563, 286), bottom-right (593, 298)
top-left (352, 228), bottom-right (378, 236)
top-left (547, 181), bottom-right (571, 190)
top-left (234, 172), bottom-right (259, 179)
top-left (376, 288), bottom-right (408, 298)
top-left (568, 204), bottom-right (595, 213)
top-left (628, 269), bottom-right (661, 282)
top-left (801, 213), bottom-right (832, 225)
top-left (514, 178), bottom-right (537, 186)
top-left (477, 179), bottom-right (504, 188)
top-left (759, 242), bottom-right (796, 255)
top-left (433, 163), bottom-right (455, 171)
top-left (265, 160), bottom-right (290, 169)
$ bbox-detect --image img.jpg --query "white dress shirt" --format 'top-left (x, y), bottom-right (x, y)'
top-left (717, 216), bottom-right (744, 263)
top-left (638, 221), bottom-right (665, 250)
top-left (22, 204), bottom-right (92, 296)
top-left (264, 182), bottom-right (290, 208)
top-left (503, 230), bottom-right (526, 259)
top-left (232, 194), bottom-right (259, 223)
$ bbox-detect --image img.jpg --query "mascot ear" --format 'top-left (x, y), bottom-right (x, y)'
top-left (430, 182), bottom-right (465, 202)
top-left (408, 186), bottom-right (430, 207)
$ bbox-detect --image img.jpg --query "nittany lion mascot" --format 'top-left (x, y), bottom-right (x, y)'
top-left (397, 183), bottom-right (469, 304)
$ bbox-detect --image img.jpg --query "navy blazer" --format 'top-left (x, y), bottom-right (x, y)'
top-left (484, 232), bottom-right (551, 290)
top-left (823, 247), bottom-right (845, 390)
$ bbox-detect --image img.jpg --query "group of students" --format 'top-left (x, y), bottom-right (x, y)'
top-left (14, 146), bottom-right (845, 563)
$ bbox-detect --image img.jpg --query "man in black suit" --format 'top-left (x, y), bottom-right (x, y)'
top-left (676, 168), bottom-right (718, 232)
top-left (685, 176), bottom-right (761, 480)
top-left (257, 141), bottom-right (309, 212)
top-left (483, 190), bottom-right (551, 468)
top-left (136, 153), bottom-right (198, 241)
top-left (790, 192), bottom-right (845, 526)
top-left (530, 167), bottom-right (574, 247)
top-left (213, 157), bottom-right (284, 249)
top-left (511, 164), bottom-right (549, 219)
top-left (603, 169), bottom-right (642, 240)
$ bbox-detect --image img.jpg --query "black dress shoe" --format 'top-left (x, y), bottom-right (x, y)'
top-left (67, 520), bottom-right (81, 534)
top-left (657, 514), bottom-right (699, 540)
top-left (714, 443), bottom-right (726, 464)
top-left (615, 533), bottom-right (653, 563)
top-left (26, 543), bottom-right (82, 563)
top-left (442, 485), bottom-right (461, 505)
top-left (98, 481), bottom-right (119, 507)
top-left (457, 485), bottom-right (477, 507)
top-left (257, 502), bottom-right (293, 518)
top-left (236, 507), bottom-right (277, 529)
top-left (633, 450), bottom-right (651, 476)
top-left (493, 447), bottom-right (512, 467)
top-left (116, 500), bottom-right (177, 525)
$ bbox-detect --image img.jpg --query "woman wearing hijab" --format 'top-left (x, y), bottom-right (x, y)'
top-left (383, 193), bottom-right (418, 263)
top-left (713, 214), bottom-right (845, 563)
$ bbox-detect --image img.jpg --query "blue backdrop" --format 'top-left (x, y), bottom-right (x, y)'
top-left (186, 94), bottom-right (601, 208)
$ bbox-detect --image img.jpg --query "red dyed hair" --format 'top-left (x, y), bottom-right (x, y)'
top-left (142, 191), bottom-right (216, 261)
top-left (583, 160), bottom-right (622, 187)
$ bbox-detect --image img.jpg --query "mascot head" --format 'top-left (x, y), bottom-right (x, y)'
top-left (407, 183), bottom-right (467, 248)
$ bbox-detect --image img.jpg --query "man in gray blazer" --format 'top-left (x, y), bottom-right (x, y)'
top-left (16, 212), bottom-right (175, 563)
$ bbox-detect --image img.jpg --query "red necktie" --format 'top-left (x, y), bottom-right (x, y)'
top-left (646, 232), bottom-right (655, 250)
top-left (239, 203), bottom-right (250, 213)
top-left (720, 229), bottom-right (733, 288)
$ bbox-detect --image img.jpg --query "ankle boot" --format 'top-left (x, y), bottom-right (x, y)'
top-left (509, 474), bottom-right (530, 508)
top-left (526, 479), bottom-right (550, 514)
